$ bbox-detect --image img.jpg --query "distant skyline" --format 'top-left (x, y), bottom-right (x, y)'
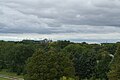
top-left (1, 0), bottom-right (120, 43)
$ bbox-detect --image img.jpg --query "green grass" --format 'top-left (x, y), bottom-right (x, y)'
top-left (0, 69), bottom-right (23, 78)
top-left (0, 77), bottom-right (10, 80)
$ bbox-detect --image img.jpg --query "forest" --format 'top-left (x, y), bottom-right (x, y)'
top-left (0, 39), bottom-right (120, 80)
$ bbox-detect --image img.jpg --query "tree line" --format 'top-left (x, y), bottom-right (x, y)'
top-left (0, 40), bottom-right (120, 80)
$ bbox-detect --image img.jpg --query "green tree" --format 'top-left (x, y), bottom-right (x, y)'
top-left (48, 40), bottom-right (71, 52)
top-left (25, 49), bottom-right (75, 80)
top-left (6, 44), bottom-right (34, 75)
top-left (95, 51), bottom-right (112, 79)
top-left (0, 41), bottom-right (15, 70)
top-left (60, 76), bottom-right (75, 80)
top-left (107, 45), bottom-right (120, 80)
top-left (63, 44), bottom-right (97, 79)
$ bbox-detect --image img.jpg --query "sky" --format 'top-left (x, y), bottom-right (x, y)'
top-left (0, 0), bottom-right (120, 43)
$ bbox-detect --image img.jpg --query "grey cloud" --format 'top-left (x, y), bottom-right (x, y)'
top-left (0, 0), bottom-right (120, 35)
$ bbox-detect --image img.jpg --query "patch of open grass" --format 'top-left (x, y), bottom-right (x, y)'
top-left (0, 69), bottom-right (23, 78)
top-left (0, 77), bottom-right (10, 80)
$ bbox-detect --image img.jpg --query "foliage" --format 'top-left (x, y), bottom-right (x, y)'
top-left (25, 49), bottom-right (75, 80)
top-left (60, 76), bottom-right (75, 80)
top-left (95, 51), bottom-right (112, 79)
top-left (107, 45), bottom-right (120, 80)
top-left (63, 44), bottom-right (97, 79)
top-left (0, 40), bottom-right (119, 80)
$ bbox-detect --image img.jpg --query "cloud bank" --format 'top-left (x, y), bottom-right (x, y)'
top-left (0, 0), bottom-right (120, 43)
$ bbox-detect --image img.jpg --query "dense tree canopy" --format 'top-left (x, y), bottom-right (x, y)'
top-left (25, 49), bottom-right (75, 80)
top-left (108, 45), bottom-right (120, 80)
top-left (0, 40), bottom-right (119, 80)
top-left (63, 44), bottom-right (97, 79)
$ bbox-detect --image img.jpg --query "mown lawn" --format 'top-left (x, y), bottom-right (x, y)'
top-left (0, 69), bottom-right (23, 78)
top-left (0, 77), bottom-right (10, 80)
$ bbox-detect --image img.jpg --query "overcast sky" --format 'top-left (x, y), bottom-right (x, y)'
top-left (0, 0), bottom-right (120, 43)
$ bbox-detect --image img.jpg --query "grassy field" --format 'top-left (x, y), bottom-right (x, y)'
top-left (0, 69), bottom-right (23, 78)
top-left (0, 77), bottom-right (10, 80)
top-left (0, 70), bottom-right (24, 80)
